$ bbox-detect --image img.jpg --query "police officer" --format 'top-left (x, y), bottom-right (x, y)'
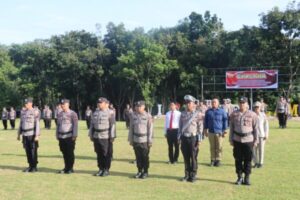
top-left (2, 107), bottom-right (8, 130)
top-left (229, 97), bottom-right (258, 186)
top-left (54, 104), bottom-right (62, 126)
top-left (123, 104), bottom-right (133, 129)
top-left (9, 107), bottom-right (16, 129)
top-left (128, 101), bottom-right (153, 179)
top-left (17, 98), bottom-right (40, 172)
top-left (275, 96), bottom-right (288, 128)
top-left (85, 106), bottom-right (92, 129)
top-left (56, 99), bottom-right (78, 174)
top-left (89, 97), bottom-right (116, 177)
top-left (43, 105), bottom-right (52, 129)
top-left (178, 95), bottom-right (204, 183)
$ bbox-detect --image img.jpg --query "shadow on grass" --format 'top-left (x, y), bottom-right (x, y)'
top-left (0, 165), bottom-right (233, 184)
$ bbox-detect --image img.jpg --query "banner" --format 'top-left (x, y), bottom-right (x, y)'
top-left (226, 70), bottom-right (278, 89)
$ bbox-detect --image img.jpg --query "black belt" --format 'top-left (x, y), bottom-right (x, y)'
top-left (93, 128), bottom-right (109, 133)
top-left (234, 131), bottom-right (252, 137)
top-left (133, 133), bottom-right (147, 137)
top-left (59, 131), bottom-right (73, 135)
top-left (21, 128), bottom-right (34, 132)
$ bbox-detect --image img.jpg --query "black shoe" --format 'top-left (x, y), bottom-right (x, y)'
top-left (23, 167), bottom-right (31, 172)
top-left (188, 176), bottom-right (197, 183)
top-left (58, 169), bottom-right (66, 174)
top-left (29, 167), bottom-right (38, 173)
top-left (166, 161), bottom-right (172, 164)
top-left (101, 170), bottom-right (109, 177)
top-left (243, 176), bottom-right (251, 186)
top-left (214, 160), bottom-right (221, 167)
top-left (140, 172), bottom-right (148, 179)
top-left (235, 177), bottom-right (243, 185)
top-left (210, 160), bottom-right (215, 167)
top-left (65, 169), bottom-right (74, 174)
top-left (181, 175), bottom-right (189, 182)
top-left (94, 170), bottom-right (104, 176)
top-left (134, 172), bottom-right (142, 179)
top-left (257, 164), bottom-right (263, 168)
top-left (173, 161), bottom-right (178, 165)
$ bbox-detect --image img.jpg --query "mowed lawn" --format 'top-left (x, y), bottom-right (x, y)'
top-left (0, 118), bottom-right (299, 200)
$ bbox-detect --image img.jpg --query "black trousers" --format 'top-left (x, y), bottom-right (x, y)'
top-left (125, 117), bottom-right (130, 129)
top-left (45, 119), bottom-right (51, 129)
top-left (59, 138), bottom-right (75, 170)
top-left (23, 136), bottom-right (38, 168)
top-left (233, 141), bottom-right (253, 176)
top-left (2, 120), bottom-right (7, 130)
top-left (86, 116), bottom-right (91, 129)
top-left (277, 113), bottom-right (287, 127)
top-left (54, 119), bottom-right (58, 126)
top-left (133, 142), bottom-right (150, 173)
top-left (10, 120), bottom-right (15, 129)
top-left (166, 129), bottom-right (179, 163)
top-left (93, 139), bottom-right (112, 171)
top-left (181, 136), bottom-right (198, 177)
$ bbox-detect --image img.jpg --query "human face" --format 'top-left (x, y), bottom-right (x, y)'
top-left (61, 103), bottom-right (70, 111)
top-left (254, 106), bottom-right (260, 113)
top-left (169, 103), bottom-right (176, 111)
top-left (212, 99), bottom-right (219, 109)
top-left (239, 102), bottom-right (247, 111)
top-left (98, 102), bottom-right (106, 110)
top-left (186, 101), bottom-right (195, 111)
top-left (137, 105), bottom-right (145, 113)
top-left (25, 102), bottom-right (33, 109)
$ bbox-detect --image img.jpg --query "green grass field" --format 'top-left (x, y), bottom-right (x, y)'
top-left (0, 119), bottom-right (299, 200)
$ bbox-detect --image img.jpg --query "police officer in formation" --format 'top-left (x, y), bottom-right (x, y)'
top-left (229, 97), bottom-right (258, 186)
top-left (275, 96), bottom-right (289, 128)
top-left (89, 97), bottom-right (116, 177)
top-left (56, 99), bottom-right (78, 174)
top-left (123, 104), bottom-right (133, 129)
top-left (85, 106), bottom-right (92, 129)
top-left (17, 98), bottom-right (40, 172)
top-left (43, 105), bottom-right (52, 129)
top-left (128, 101), bottom-right (153, 179)
top-left (2, 107), bottom-right (8, 130)
top-left (54, 104), bottom-right (62, 126)
top-left (9, 107), bottom-right (16, 129)
top-left (178, 95), bottom-right (204, 183)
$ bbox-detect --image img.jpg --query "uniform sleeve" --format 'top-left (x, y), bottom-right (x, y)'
top-left (56, 115), bottom-right (59, 139)
top-left (147, 114), bottom-right (153, 144)
top-left (18, 118), bottom-right (22, 135)
top-left (252, 114), bottom-right (258, 144)
top-left (109, 112), bottom-right (116, 138)
top-left (177, 115), bottom-right (183, 140)
top-left (128, 115), bottom-right (133, 143)
top-left (264, 115), bottom-right (269, 138)
top-left (229, 113), bottom-right (234, 143)
top-left (204, 110), bottom-right (208, 130)
top-left (164, 112), bottom-right (168, 135)
top-left (88, 113), bottom-right (93, 138)
top-left (222, 110), bottom-right (228, 132)
top-left (72, 112), bottom-right (79, 137)
top-left (197, 113), bottom-right (204, 142)
top-left (34, 114), bottom-right (40, 136)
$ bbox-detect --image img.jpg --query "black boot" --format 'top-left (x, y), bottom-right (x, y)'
top-left (235, 174), bottom-right (243, 185)
top-left (134, 170), bottom-right (142, 179)
top-left (243, 175), bottom-right (251, 186)
top-left (181, 171), bottom-right (189, 182)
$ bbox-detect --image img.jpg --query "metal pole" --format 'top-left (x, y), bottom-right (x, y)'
top-left (201, 75), bottom-right (204, 100)
top-left (250, 67), bottom-right (253, 110)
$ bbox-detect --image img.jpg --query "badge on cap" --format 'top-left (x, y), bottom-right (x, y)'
top-left (61, 99), bottom-right (70, 104)
top-left (24, 97), bottom-right (33, 104)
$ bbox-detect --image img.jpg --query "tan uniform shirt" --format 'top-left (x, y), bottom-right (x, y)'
top-left (18, 108), bottom-right (40, 137)
top-left (89, 109), bottom-right (116, 139)
top-left (128, 111), bottom-right (153, 144)
top-left (56, 109), bottom-right (78, 139)
top-left (229, 110), bottom-right (258, 144)
top-left (178, 109), bottom-right (204, 141)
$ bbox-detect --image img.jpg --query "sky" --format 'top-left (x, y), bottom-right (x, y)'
top-left (0, 0), bottom-right (292, 45)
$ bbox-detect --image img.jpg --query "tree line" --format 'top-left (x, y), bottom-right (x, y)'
top-left (0, 2), bottom-right (299, 120)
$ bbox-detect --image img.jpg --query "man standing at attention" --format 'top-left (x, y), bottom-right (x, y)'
top-left (204, 98), bottom-right (228, 167)
top-left (164, 102), bottom-right (181, 164)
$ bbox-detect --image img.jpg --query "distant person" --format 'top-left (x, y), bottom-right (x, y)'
top-left (260, 98), bottom-right (268, 113)
top-left (85, 106), bottom-right (92, 129)
top-left (43, 105), bottom-right (52, 129)
top-left (2, 107), bottom-right (8, 130)
top-left (54, 104), bottom-right (62, 126)
top-left (123, 104), bottom-right (133, 129)
top-left (253, 101), bottom-right (269, 168)
top-left (204, 98), bottom-right (228, 167)
top-left (9, 107), bottom-right (16, 129)
top-left (164, 102), bottom-right (181, 164)
top-left (275, 96), bottom-right (288, 128)
top-left (17, 98), bottom-right (40, 172)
